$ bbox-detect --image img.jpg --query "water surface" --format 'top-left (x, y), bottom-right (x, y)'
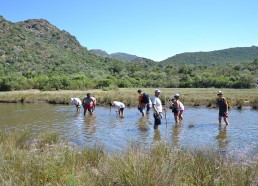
top-left (0, 103), bottom-right (257, 154)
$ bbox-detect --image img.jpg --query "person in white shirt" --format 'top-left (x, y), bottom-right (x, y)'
top-left (113, 101), bottom-right (125, 117)
top-left (152, 89), bottom-right (163, 128)
top-left (69, 98), bottom-right (82, 112)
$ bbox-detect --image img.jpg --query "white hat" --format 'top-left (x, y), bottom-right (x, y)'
top-left (174, 93), bottom-right (180, 97)
top-left (69, 98), bottom-right (74, 103)
top-left (155, 89), bottom-right (161, 93)
top-left (217, 90), bottom-right (223, 95)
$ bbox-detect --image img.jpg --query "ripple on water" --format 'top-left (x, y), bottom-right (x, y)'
top-left (0, 103), bottom-right (257, 156)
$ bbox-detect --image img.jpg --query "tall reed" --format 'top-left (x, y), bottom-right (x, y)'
top-left (0, 130), bottom-right (257, 185)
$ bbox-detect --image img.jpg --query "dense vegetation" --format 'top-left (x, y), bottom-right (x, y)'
top-left (0, 16), bottom-right (257, 91)
top-left (0, 129), bottom-right (257, 185)
top-left (161, 46), bottom-right (258, 66)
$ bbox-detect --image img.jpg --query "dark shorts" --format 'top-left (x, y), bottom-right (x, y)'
top-left (219, 111), bottom-right (228, 118)
top-left (119, 108), bottom-right (124, 111)
top-left (138, 105), bottom-right (145, 112)
top-left (172, 108), bottom-right (179, 114)
top-left (153, 113), bottom-right (162, 125)
top-left (146, 104), bottom-right (150, 111)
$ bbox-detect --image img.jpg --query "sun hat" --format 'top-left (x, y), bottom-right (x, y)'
top-left (155, 89), bottom-right (161, 93)
top-left (217, 90), bottom-right (223, 95)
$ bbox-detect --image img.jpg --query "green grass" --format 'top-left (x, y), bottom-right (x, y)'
top-left (0, 88), bottom-right (258, 108)
top-left (0, 129), bottom-right (257, 185)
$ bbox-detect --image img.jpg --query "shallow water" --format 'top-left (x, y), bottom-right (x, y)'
top-left (0, 103), bottom-right (257, 154)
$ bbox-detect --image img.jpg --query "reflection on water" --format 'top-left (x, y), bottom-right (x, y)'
top-left (0, 103), bottom-right (257, 154)
top-left (172, 123), bottom-right (183, 147)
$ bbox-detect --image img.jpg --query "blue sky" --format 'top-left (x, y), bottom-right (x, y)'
top-left (1, 0), bottom-right (258, 61)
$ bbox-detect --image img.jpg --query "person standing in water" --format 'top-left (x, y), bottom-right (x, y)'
top-left (174, 94), bottom-right (184, 121)
top-left (152, 89), bottom-right (163, 129)
top-left (216, 91), bottom-right (229, 125)
top-left (137, 89), bottom-right (149, 116)
top-left (82, 93), bottom-right (95, 116)
top-left (91, 95), bottom-right (97, 112)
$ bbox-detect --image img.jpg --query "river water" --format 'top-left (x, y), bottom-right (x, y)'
top-left (0, 103), bottom-right (257, 155)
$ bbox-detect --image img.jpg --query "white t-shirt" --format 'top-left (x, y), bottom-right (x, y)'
top-left (70, 98), bottom-right (82, 105)
top-left (152, 96), bottom-right (162, 112)
top-left (113, 101), bottom-right (125, 108)
top-left (148, 98), bottom-right (152, 107)
top-left (179, 101), bottom-right (184, 111)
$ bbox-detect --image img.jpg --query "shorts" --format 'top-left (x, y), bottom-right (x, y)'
top-left (219, 111), bottom-right (228, 118)
top-left (146, 104), bottom-right (150, 111)
top-left (172, 107), bottom-right (179, 113)
top-left (83, 103), bottom-right (93, 110)
top-left (119, 108), bottom-right (124, 112)
top-left (153, 113), bottom-right (162, 125)
top-left (76, 104), bottom-right (81, 108)
top-left (138, 105), bottom-right (145, 112)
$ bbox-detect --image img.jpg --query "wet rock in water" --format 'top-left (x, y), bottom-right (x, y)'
top-left (188, 124), bottom-right (194, 128)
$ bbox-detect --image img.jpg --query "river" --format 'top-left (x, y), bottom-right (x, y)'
top-left (0, 103), bottom-right (257, 156)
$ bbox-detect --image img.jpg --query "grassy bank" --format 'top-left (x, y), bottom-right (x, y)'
top-left (0, 88), bottom-right (258, 108)
top-left (0, 129), bottom-right (257, 185)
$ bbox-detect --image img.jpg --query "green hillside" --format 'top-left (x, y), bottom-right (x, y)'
top-left (0, 16), bottom-right (257, 90)
top-left (110, 52), bottom-right (138, 62)
top-left (0, 16), bottom-right (125, 75)
top-left (160, 46), bottom-right (258, 66)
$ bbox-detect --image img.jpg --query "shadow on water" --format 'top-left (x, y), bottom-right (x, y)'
top-left (0, 103), bottom-right (257, 156)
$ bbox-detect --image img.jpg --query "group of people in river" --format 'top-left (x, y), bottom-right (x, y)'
top-left (69, 89), bottom-right (229, 128)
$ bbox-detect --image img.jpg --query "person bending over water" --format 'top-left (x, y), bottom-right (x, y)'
top-left (113, 101), bottom-right (125, 117)
top-left (69, 98), bottom-right (82, 112)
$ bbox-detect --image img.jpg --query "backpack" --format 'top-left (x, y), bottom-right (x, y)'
top-left (226, 98), bottom-right (231, 109)
top-left (141, 93), bottom-right (149, 104)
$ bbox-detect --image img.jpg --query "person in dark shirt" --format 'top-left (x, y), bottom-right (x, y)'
top-left (217, 91), bottom-right (229, 125)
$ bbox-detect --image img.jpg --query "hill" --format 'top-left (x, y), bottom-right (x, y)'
top-left (0, 16), bottom-right (124, 75)
top-left (160, 46), bottom-right (258, 66)
top-left (110, 52), bottom-right (138, 62)
top-left (0, 16), bottom-right (257, 91)
top-left (89, 49), bottom-right (110, 58)
top-left (89, 50), bottom-right (139, 62)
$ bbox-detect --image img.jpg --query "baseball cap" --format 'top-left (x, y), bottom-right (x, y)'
top-left (155, 89), bottom-right (161, 93)
top-left (174, 93), bottom-right (180, 97)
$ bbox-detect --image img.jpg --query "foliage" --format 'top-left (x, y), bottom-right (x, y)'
top-left (0, 16), bottom-right (258, 91)
top-left (0, 129), bottom-right (257, 185)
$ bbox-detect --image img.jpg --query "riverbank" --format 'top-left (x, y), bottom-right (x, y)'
top-left (0, 129), bottom-right (257, 185)
top-left (0, 88), bottom-right (258, 109)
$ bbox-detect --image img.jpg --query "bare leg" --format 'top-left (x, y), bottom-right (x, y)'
top-left (174, 113), bottom-right (179, 123)
top-left (219, 116), bottom-right (222, 124)
top-left (179, 112), bottom-right (183, 120)
top-left (88, 109), bottom-right (93, 116)
top-left (224, 117), bottom-right (229, 125)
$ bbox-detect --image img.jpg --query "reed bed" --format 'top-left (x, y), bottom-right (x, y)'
top-left (0, 88), bottom-right (258, 108)
top-left (0, 129), bottom-right (257, 185)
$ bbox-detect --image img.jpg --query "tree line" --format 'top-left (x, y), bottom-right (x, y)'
top-left (0, 59), bottom-right (257, 91)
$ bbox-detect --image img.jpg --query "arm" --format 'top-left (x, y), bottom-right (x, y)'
top-left (138, 96), bottom-right (142, 106)
top-left (152, 97), bottom-right (158, 114)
